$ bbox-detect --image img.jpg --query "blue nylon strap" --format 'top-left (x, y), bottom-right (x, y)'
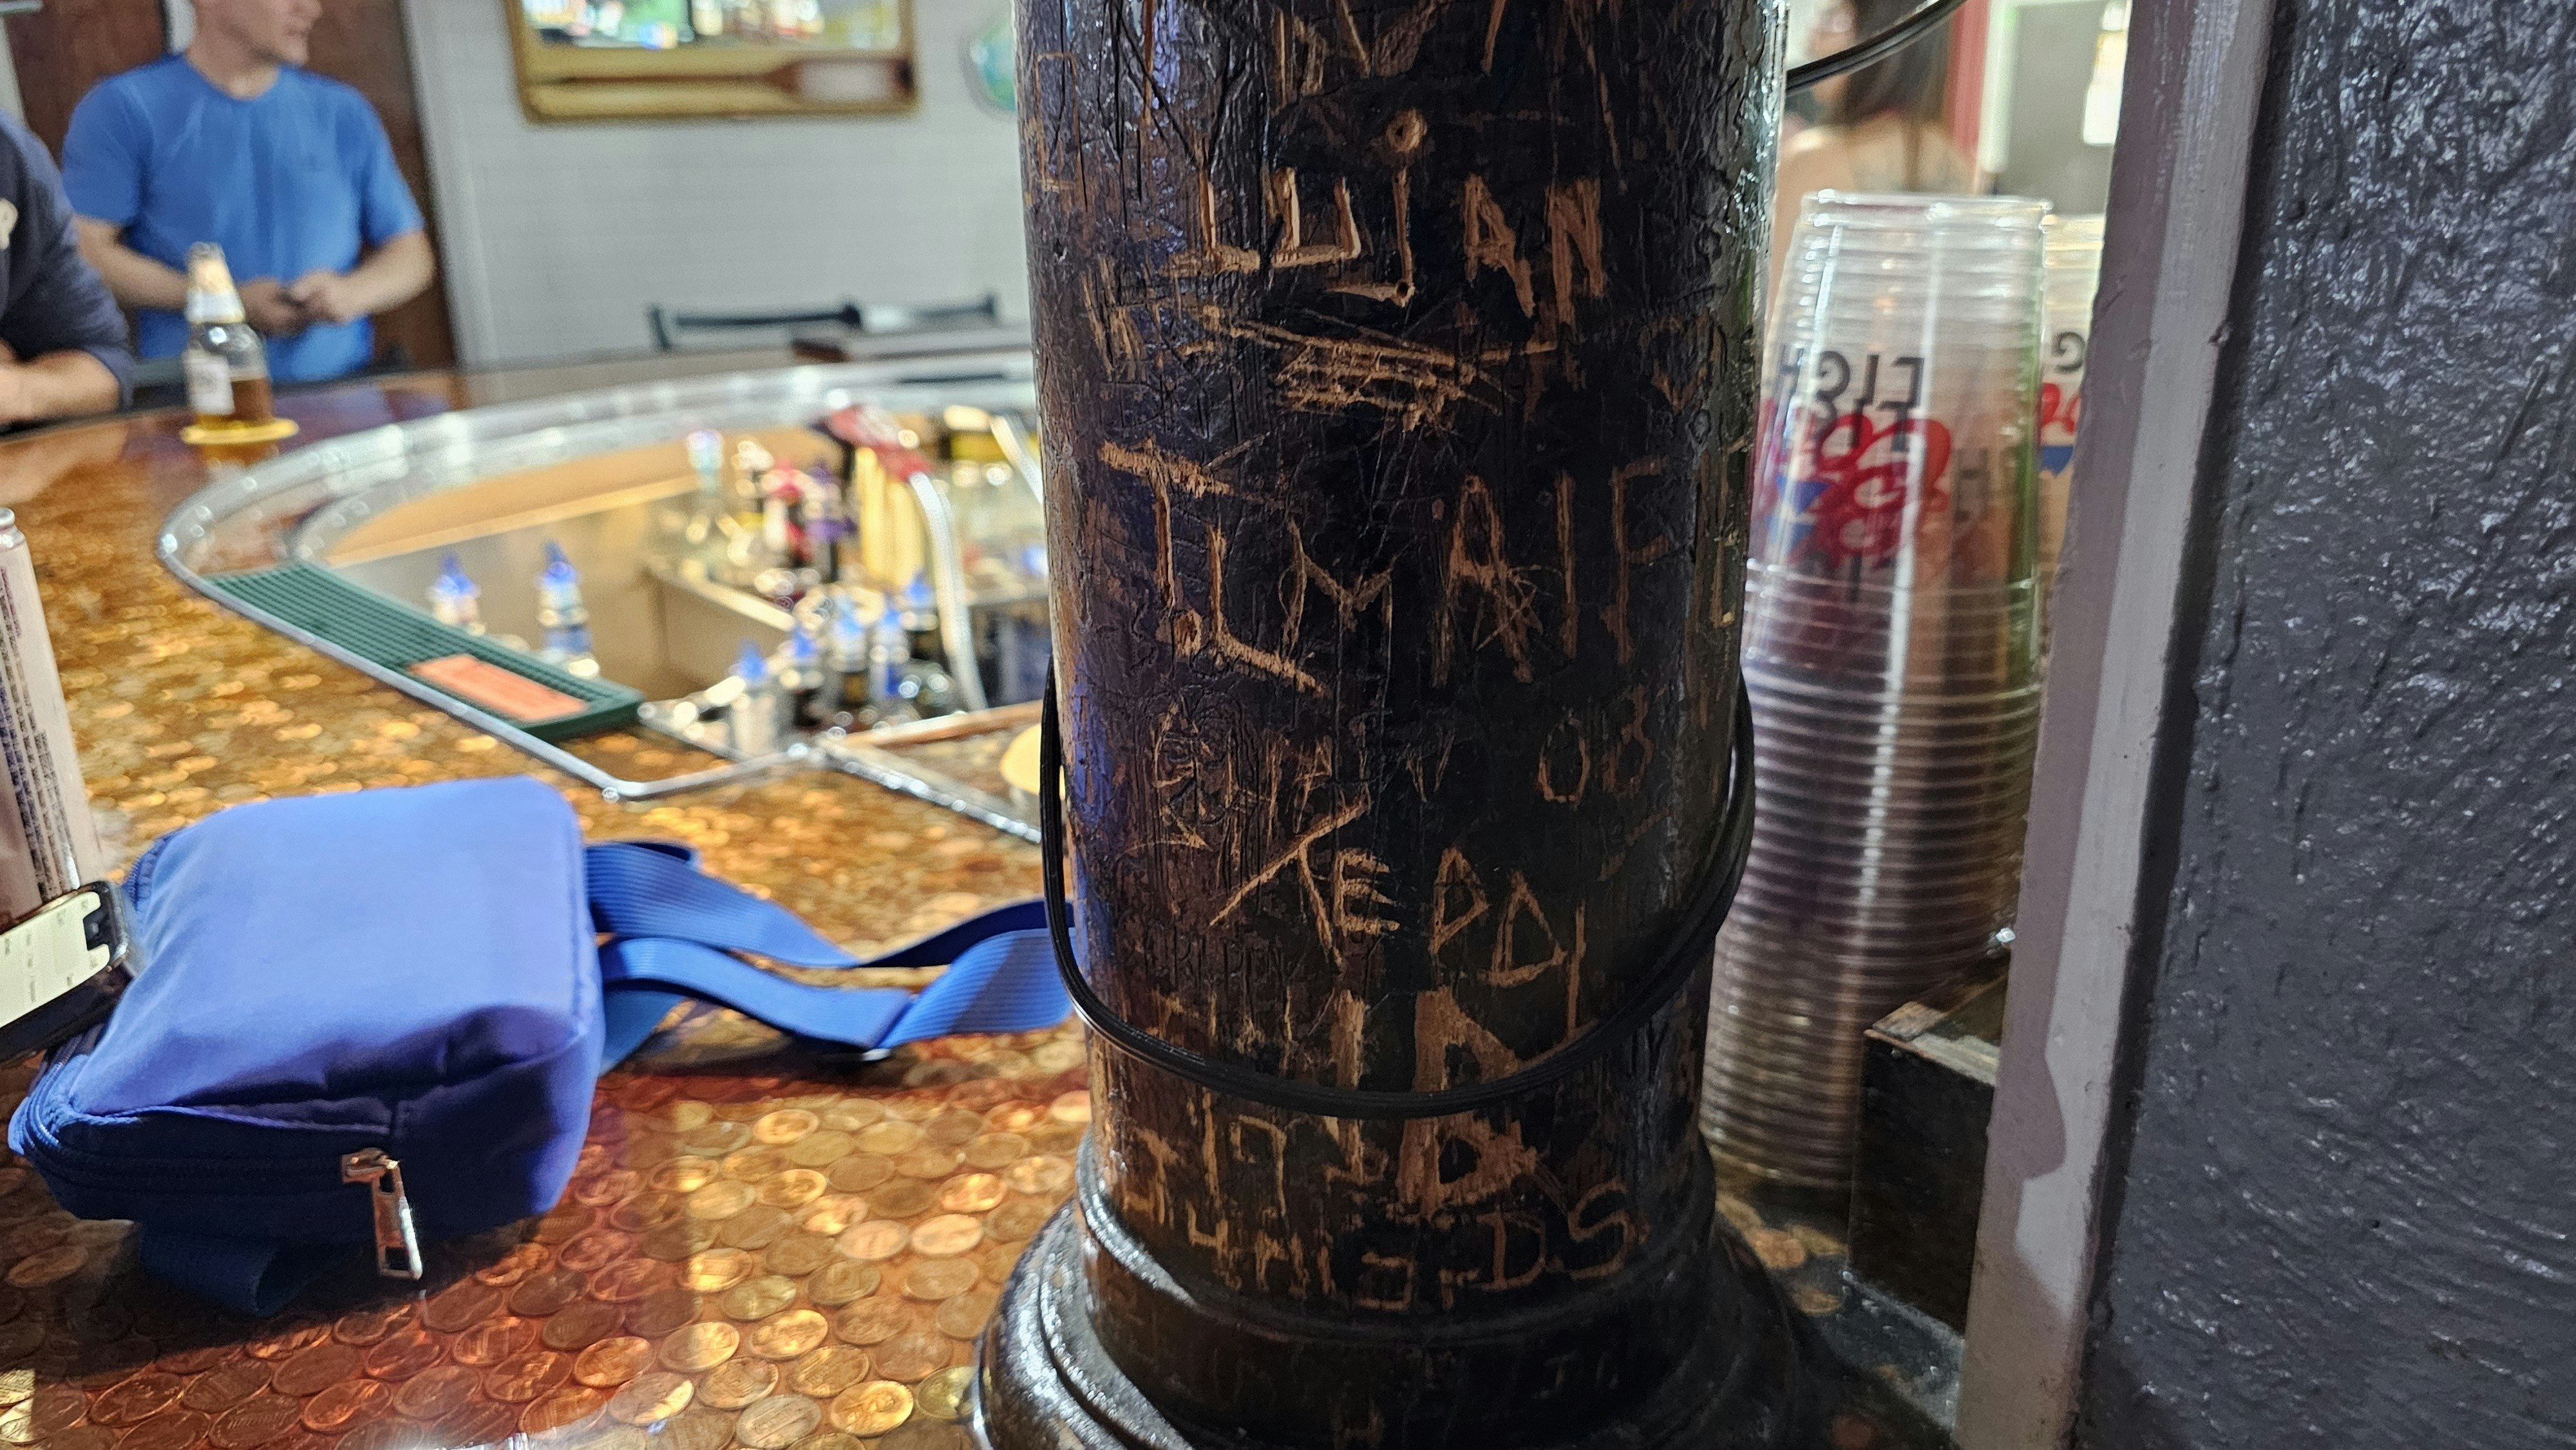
top-left (586, 842), bottom-right (858, 966)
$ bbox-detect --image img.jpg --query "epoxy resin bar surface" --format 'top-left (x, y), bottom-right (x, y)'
top-left (0, 357), bottom-right (1067, 1450)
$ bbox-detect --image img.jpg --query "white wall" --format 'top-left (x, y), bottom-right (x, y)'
top-left (401, 0), bottom-right (1030, 367)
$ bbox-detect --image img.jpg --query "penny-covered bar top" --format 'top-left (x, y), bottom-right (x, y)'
top-left (0, 350), bottom-right (1078, 1450)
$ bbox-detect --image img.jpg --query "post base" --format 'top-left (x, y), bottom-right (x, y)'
top-left (974, 1207), bottom-right (1823, 1450)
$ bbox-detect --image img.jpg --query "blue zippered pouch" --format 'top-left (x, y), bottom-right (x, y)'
top-left (6, 776), bottom-right (1067, 1314)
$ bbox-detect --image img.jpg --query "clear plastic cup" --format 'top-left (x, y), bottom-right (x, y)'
top-left (2039, 214), bottom-right (2105, 613)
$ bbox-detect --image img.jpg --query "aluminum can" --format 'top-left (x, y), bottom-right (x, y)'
top-left (0, 513), bottom-right (102, 919)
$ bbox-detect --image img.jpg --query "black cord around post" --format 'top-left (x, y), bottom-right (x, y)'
top-left (1785, 0), bottom-right (1973, 93)
top-left (1039, 673), bottom-right (1758, 1122)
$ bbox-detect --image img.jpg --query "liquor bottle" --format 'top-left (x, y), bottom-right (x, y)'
top-left (868, 606), bottom-right (923, 728)
top-left (535, 541), bottom-right (598, 675)
top-left (775, 621), bottom-right (829, 731)
top-left (426, 554), bottom-right (484, 634)
top-left (728, 640), bottom-right (783, 756)
top-left (658, 428), bottom-right (730, 572)
top-left (182, 244), bottom-right (274, 431)
top-left (824, 590), bottom-right (875, 729)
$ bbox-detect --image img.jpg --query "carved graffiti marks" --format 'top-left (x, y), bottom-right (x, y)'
top-left (1435, 476), bottom-right (1540, 685)
top-left (1602, 459), bottom-right (1674, 665)
top-left (1336, 111), bottom-right (1428, 308)
top-left (1425, 845), bottom-right (1589, 1039)
top-left (1463, 174), bottom-right (1537, 317)
top-left (1196, 307), bottom-right (1484, 429)
top-left (1186, 169), bottom-right (1363, 278)
top-left (1396, 990), bottom-right (1542, 1216)
top-left (1210, 793), bottom-right (1374, 943)
top-left (1428, 848), bottom-right (1489, 959)
top-left (1272, 0), bottom-right (1450, 102)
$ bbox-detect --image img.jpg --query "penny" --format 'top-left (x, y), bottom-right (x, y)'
top-left (734, 1395), bottom-right (822, 1450)
top-left (686, 1181), bottom-right (756, 1222)
top-left (6, 1246), bottom-right (86, 1287)
top-left (509, 1269), bottom-right (588, 1319)
top-left (657, 1321), bottom-right (739, 1374)
top-left (535, 1201), bottom-right (592, 1245)
top-left (540, 1301), bottom-right (628, 1353)
top-left (871, 1332), bottom-right (951, 1383)
top-left (475, 1243), bottom-right (552, 1286)
top-left (961, 1134), bottom-right (1026, 1171)
top-left (902, 1259), bottom-right (980, 1303)
top-left (574, 1169), bottom-right (644, 1207)
top-left (753, 1109), bottom-right (820, 1146)
top-left (271, 1341), bottom-right (362, 1398)
top-left (749, 1309), bottom-right (831, 1361)
top-left (517, 1385), bottom-right (606, 1436)
top-left (8, 1385), bottom-right (82, 1439)
top-left (445, 1399), bottom-right (524, 1446)
top-left (983, 1103), bottom-right (1043, 1133)
top-left (452, 1316), bottom-right (537, 1366)
top-left (1002, 1158), bottom-right (1073, 1196)
top-left (784, 1131), bottom-right (855, 1169)
top-left (717, 1205), bottom-right (795, 1250)
top-left (640, 1223), bottom-right (719, 1262)
top-left (208, 1393), bottom-right (303, 1449)
top-left (572, 1336), bottom-right (654, 1388)
top-left (153, 1345), bottom-right (229, 1377)
top-left (679, 1122), bottom-right (750, 1156)
top-left (682, 1249), bottom-right (753, 1293)
top-left (182, 1363), bottom-right (273, 1413)
top-left (328, 1304), bottom-right (410, 1348)
top-left (299, 1375), bottom-right (394, 1434)
top-left (819, 1102), bottom-right (885, 1132)
top-left (723, 1148), bottom-right (790, 1183)
top-left (893, 1147), bottom-right (965, 1180)
top-left (720, 1276), bottom-right (799, 1322)
top-left (826, 1157), bottom-right (893, 1194)
top-left (606, 1371), bottom-right (694, 1426)
top-left (786, 1345), bottom-right (873, 1398)
top-left (1024, 1123), bottom-right (1083, 1155)
top-left (696, 1357), bottom-right (778, 1411)
top-left (881, 1424), bottom-right (969, 1450)
top-left (482, 1350), bottom-right (571, 1403)
top-left (662, 1102), bottom-right (714, 1133)
top-left (833, 1299), bottom-right (911, 1346)
top-left (1048, 1091), bottom-right (1090, 1123)
top-left (336, 1421), bottom-right (428, 1450)
top-left (910, 1215), bottom-right (984, 1259)
top-left (649, 1159), bottom-right (719, 1195)
top-left (985, 1200), bottom-right (1054, 1243)
top-left (663, 1409), bottom-right (735, 1450)
top-left (359, 1327), bottom-right (444, 1384)
top-left (835, 1221), bottom-right (907, 1262)
top-left (390, 1364), bottom-right (477, 1423)
top-left (91, 1371), bottom-right (185, 1427)
top-left (787, 1435), bottom-right (866, 1450)
top-left (421, 1280), bottom-right (505, 1333)
top-left (0, 1371), bottom-right (27, 1411)
top-left (827, 1381), bottom-right (913, 1436)
top-left (853, 1122), bottom-right (920, 1156)
top-left (884, 1093), bottom-right (943, 1122)
top-left (913, 1365), bottom-right (974, 1422)
top-left (558, 1230), bottom-right (630, 1274)
top-left (586, 1259), bottom-right (667, 1304)
top-left (797, 1196), bottom-right (868, 1238)
top-left (972, 1238), bottom-right (1028, 1285)
top-left (932, 1290), bottom-right (998, 1341)
top-left (869, 1180), bottom-right (938, 1218)
top-left (247, 1323), bottom-right (328, 1364)
top-left (924, 1109), bottom-right (985, 1147)
top-left (806, 1262), bottom-right (880, 1309)
top-left (612, 1192), bottom-right (688, 1234)
top-left (764, 1233), bottom-right (835, 1278)
top-left (625, 1287), bottom-right (703, 1337)
top-left (758, 1171), bottom-right (829, 1210)
top-left (113, 1409), bottom-right (209, 1450)
top-left (518, 1380), bottom-right (608, 1442)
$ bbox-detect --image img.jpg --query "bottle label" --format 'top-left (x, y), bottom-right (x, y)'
top-left (184, 351), bottom-right (233, 417)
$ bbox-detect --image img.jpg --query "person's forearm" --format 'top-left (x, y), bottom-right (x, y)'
top-left (341, 232), bottom-right (435, 317)
top-left (73, 223), bottom-right (187, 312)
top-left (0, 352), bottom-right (120, 426)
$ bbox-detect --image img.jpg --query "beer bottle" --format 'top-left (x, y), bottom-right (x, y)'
top-left (182, 244), bottom-right (274, 430)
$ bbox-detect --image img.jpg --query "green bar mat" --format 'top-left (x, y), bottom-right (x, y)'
top-left (207, 563), bottom-right (643, 742)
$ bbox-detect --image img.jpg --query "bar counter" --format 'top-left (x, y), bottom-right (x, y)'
top-left (0, 357), bottom-right (1066, 1450)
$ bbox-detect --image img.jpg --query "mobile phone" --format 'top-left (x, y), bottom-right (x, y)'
top-left (0, 885), bottom-right (134, 1062)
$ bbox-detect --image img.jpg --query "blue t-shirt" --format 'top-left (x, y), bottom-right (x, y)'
top-left (61, 58), bottom-right (424, 384)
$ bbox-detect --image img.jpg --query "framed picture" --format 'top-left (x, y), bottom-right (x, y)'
top-left (506, 0), bottom-right (916, 122)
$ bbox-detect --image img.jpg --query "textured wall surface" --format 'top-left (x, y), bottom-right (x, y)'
top-left (2078, 2), bottom-right (2576, 1445)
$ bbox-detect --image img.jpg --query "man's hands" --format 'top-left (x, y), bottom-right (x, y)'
top-left (284, 270), bottom-right (367, 328)
top-left (239, 278), bottom-right (310, 336)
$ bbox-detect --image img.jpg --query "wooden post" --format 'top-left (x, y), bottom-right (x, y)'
top-left (983, 1), bottom-right (1793, 1444)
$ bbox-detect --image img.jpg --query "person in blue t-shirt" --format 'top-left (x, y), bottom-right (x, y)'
top-left (62, 0), bottom-right (435, 386)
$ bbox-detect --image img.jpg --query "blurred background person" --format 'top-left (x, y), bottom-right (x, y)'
top-left (1772, 0), bottom-right (1985, 296)
top-left (0, 113), bottom-right (131, 428)
top-left (60, 0), bottom-right (435, 387)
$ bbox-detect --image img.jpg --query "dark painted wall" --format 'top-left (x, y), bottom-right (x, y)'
top-left (2079, 2), bottom-right (2576, 1446)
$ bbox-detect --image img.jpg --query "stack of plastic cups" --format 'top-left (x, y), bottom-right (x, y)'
top-left (2038, 214), bottom-right (2105, 628)
top-left (1701, 193), bottom-right (2050, 1194)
